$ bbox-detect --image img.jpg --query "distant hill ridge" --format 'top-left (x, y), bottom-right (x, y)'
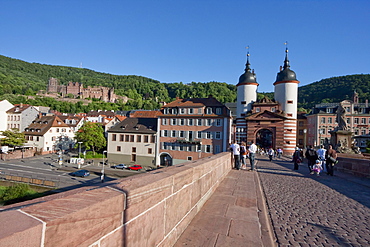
top-left (0, 54), bottom-right (369, 110)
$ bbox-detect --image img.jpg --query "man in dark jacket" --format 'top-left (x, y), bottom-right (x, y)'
top-left (305, 145), bottom-right (318, 173)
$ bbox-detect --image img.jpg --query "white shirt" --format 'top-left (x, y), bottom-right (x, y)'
top-left (317, 148), bottom-right (326, 159)
top-left (230, 143), bottom-right (240, 155)
top-left (249, 143), bottom-right (257, 154)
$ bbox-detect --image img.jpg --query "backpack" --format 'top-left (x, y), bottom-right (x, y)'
top-left (308, 149), bottom-right (316, 157)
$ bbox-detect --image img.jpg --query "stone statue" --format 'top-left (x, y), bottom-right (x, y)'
top-left (336, 101), bottom-right (348, 131)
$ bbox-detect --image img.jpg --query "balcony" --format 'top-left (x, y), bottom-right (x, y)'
top-left (176, 138), bottom-right (201, 144)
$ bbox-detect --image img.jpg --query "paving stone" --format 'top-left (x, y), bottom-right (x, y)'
top-left (257, 156), bottom-right (370, 247)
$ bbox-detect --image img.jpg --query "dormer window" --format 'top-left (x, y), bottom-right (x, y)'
top-left (216, 108), bottom-right (222, 115)
top-left (206, 107), bottom-right (212, 114)
top-left (164, 108), bottom-right (169, 114)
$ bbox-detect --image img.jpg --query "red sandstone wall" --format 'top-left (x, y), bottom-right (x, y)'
top-left (0, 152), bottom-right (232, 246)
top-left (336, 154), bottom-right (370, 178)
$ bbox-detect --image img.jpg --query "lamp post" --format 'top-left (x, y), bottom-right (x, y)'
top-left (319, 129), bottom-right (323, 146)
top-left (78, 142), bottom-right (82, 159)
top-left (101, 150), bottom-right (107, 183)
top-left (303, 129), bottom-right (307, 149)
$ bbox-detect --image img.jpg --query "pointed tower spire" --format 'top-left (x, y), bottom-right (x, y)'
top-left (284, 41), bottom-right (290, 69)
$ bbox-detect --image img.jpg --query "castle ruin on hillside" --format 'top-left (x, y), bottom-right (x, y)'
top-left (46, 77), bottom-right (117, 103)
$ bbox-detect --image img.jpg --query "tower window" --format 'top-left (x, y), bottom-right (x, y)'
top-left (241, 101), bottom-right (246, 104)
top-left (287, 113), bottom-right (293, 117)
top-left (287, 100), bottom-right (293, 104)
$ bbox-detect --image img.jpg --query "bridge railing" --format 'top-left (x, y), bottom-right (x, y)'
top-left (0, 152), bottom-right (232, 246)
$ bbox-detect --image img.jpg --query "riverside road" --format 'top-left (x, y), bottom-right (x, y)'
top-left (257, 155), bottom-right (370, 246)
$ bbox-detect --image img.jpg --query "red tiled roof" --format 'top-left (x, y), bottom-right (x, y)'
top-left (130, 110), bottom-right (161, 118)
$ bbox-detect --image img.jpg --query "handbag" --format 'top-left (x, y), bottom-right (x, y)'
top-left (328, 156), bottom-right (337, 163)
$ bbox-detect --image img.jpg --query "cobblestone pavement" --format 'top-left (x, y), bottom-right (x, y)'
top-left (257, 156), bottom-right (370, 247)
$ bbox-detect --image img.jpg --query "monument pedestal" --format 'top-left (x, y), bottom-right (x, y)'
top-left (329, 130), bottom-right (353, 153)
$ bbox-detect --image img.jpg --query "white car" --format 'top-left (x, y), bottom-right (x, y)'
top-left (112, 164), bottom-right (127, 169)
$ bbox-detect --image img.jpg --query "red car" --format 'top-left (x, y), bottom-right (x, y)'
top-left (128, 165), bottom-right (143, 171)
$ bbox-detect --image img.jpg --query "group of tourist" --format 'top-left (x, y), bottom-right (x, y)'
top-left (292, 144), bottom-right (338, 176)
top-left (229, 140), bottom-right (257, 171)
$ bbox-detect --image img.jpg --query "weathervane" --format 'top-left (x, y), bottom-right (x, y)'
top-left (284, 41), bottom-right (289, 53)
top-left (246, 45), bottom-right (250, 57)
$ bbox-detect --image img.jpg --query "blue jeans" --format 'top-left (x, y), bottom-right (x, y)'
top-left (234, 155), bottom-right (241, 169)
top-left (249, 153), bottom-right (255, 170)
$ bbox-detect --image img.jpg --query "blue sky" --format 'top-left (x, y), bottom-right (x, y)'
top-left (1, 0), bottom-right (369, 93)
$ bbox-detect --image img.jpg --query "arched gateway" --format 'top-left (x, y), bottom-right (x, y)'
top-left (256, 129), bottom-right (273, 150)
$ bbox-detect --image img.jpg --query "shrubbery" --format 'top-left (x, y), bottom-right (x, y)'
top-left (0, 183), bottom-right (37, 205)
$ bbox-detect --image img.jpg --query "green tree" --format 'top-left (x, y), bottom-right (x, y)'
top-left (74, 122), bottom-right (106, 155)
top-left (0, 129), bottom-right (26, 147)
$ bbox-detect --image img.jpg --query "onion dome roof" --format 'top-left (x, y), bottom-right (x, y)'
top-left (237, 53), bottom-right (258, 86)
top-left (274, 48), bottom-right (298, 84)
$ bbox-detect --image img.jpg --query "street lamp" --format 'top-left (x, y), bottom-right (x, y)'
top-left (78, 142), bottom-right (82, 159)
top-left (303, 129), bottom-right (307, 149)
top-left (101, 150), bottom-right (107, 183)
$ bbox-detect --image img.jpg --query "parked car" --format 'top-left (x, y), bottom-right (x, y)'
top-left (128, 165), bottom-right (143, 171)
top-left (69, 169), bottom-right (90, 177)
top-left (112, 164), bottom-right (127, 169)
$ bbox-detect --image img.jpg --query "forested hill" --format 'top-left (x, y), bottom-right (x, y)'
top-left (0, 54), bottom-right (369, 112)
top-left (0, 54), bottom-right (236, 106)
top-left (298, 74), bottom-right (370, 108)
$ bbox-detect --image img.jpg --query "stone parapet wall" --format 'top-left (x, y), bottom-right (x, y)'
top-left (337, 154), bottom-right (370, 178)
top-left (0, 152), bottom-right (232, 246)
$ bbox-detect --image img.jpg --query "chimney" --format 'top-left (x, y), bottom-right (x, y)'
top-left (20, 103), bottom-right (23, 108)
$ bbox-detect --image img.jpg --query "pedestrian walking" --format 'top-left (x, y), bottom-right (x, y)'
top-left (326, 144), bottom-right (337, 176)
top-left (277, 148), bottom-right (283, 159)
top-left (292, 147), bottom-right (302, 170)
top-left (239, 142), bottom-right (248, 169)
top-left (268, 147), bottom-right (274, 162)
top-left (305, 145), bottom-right (318, 174)
top-left (230, 141), bottom-right (241, 170)
top-left (317, 145), bottom-right (327, 173)
top-left (312, 159), bottom-right (323, 176)
top-left (248, 141), bottom-right (257, 171)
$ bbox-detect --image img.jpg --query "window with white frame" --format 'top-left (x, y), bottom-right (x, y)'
top-left (170, 144), bottom-right (176, 150)
top-left (188, 119), bottom-right (193, 126)
top-left (179, 131), bottom-right (185, 138)
top-left (197, 108), bottom-right (202, 114)
top-left (189, 108), bottom-right (194, 114)
top-left (206, 131), bottom-right (211, 139)
top-left (197, 131), bottom-right (202, 139)
top-left (180, 119), bottom-right (185, 125)
top-left (197, 144), bottom-right (201, 152)
top-left (171, 118), bottom-right (177, 125)
top-left (162, 118), bottom-right (168, 125)
top-left (171, 130), bottom-right (176, 137)
top-left (187, 145), bottom-right (192, 151)
top-left (206, 145), bottom-right (211, 153)
top-left (362, 118), bottom-right (366, 124)
top-left (206, 107), bottom-right (212, 114)
top-left (361, 129), bottom-right (366, 135)
top-left (354, 118), bottom-right (359, 124)
top-left (216, 119), bottom-right (222, 126)
top-left (163, 130), bottom-right (168, 137)
top-left (197, 119), bottom-right (202, 126)
top-left (180, 108), bottom-right (185, 114)
top-left (188, 131), bottom-right (193, 140)
top-left (321, 117), bottom-right (325, 124)
top-left (216, 108), bottom-right (222, 115)
top-left (206, 119), bottom-right (212, 126)
top-left (328, 117), bottom-right (332, 124)
top-left (164, 108), bottom-right (169, 114)
top-left (179, 145), bottom-right (184, 151)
